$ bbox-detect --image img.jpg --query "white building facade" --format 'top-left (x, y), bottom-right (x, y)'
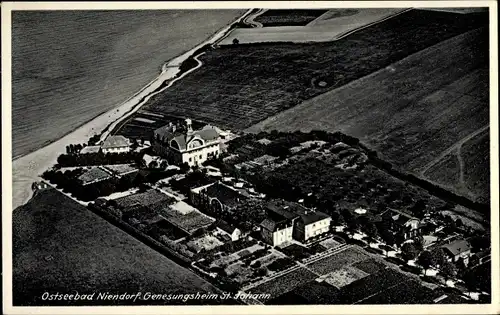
top-left (153, 119), bottom-right (222, 167)
top-left (101, 135), bottom-right (131, 154)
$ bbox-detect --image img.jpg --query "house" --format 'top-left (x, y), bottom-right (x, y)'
top-left (257, 138), bottom-right (272, 146)
top-left (293, 210), bottom-right (332, 242)
top-left (101, 135), bottom-right (131, 154)
top-left (79, 145), bottom-right (101, 154)
top-left (190, 181), bottom-right (247, 214)
top-left (260, 201), bottom-right (299, 247)
top-left (32, 181), bottom-right (50, 191)
top-left (143, 154), bottom-right (168, 168)
top-left (442, 239), bottom-right (472, 265)
top-left (77, 167), bottom-right (113, 186)
top-left (381, 208), bottom-right (421, 240)
top-left (153, 118), bottom-right (222, 167)
top-left (469, 250), bottom-right (490, 266)
top-left (215, 220), bottom-right (241, 241)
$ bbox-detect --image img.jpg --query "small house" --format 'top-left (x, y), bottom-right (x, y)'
top-left (293, 210), bottom-right (331, 242)
top-left (442, 239), bottom-right (472, 265)
top-left (260, 201), bottom-right (299, 247)
top-left (101, 135), bottom-right (131, 154)
top-left (381, 208), bottom-right (421, 240)
top-left (190, 181), bottom-right (248, 214)
top-left (80, 145), bottom-right (101, 154)
top-left (215, 220), bottom-right (241, 241)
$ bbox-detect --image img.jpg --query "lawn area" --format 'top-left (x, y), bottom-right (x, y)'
top-left (249, 27), bottom-right (489, 203)
top-left (12, 189), bottom-right (223, 306)
top-left (254, 9), bottom-right (329, 26)
top-left (139, 9), bottom-right (486, 132)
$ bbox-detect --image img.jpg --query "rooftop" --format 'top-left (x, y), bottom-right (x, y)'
top-left (165, 201), bottom-right (215, 234)
top-left (257, 138), bottom-right (272, 145)
top-left (102, 164), bottom-right (137, 175)
top-left (102, 135), bottom-right (130, 149)
top-left (381, 208), bottom-right (418, 224)
top-left (203, 182), bottom-right (247, 208)
top-left (298, 211), bottom-right (331, 225)
top-left (77, 167), bottom-right (112, 185)
top-left (154, 121), bottom-right (220, 151)
top-left (266, 200), bottom-right (300, 221)
top-left (442, 239), bottom-right (471, 256)
top-left (80, 145), bottom-right (101, 154)
top-left (216, 220), bottom-right (238, 234)
top-left (114, 189), bottom-right (175, 209)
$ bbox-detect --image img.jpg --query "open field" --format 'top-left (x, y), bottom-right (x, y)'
top-left (424, 152), bottom-right (461, 191)
top-left (253, 9), bottom-right (329, 27)
top-left (12, 189), bottom-right (222, 306)
top-left (219, 8), bottom-right (407, 44)
top-left (248, 27), bottom-right (489, 202)
top-left (138, 9), bottom-right (486, 135)
top-left (462, 130), bottom-right (490, 203)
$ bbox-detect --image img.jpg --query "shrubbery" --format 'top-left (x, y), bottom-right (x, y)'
top-left (57, 151), bottom-right (143, 167)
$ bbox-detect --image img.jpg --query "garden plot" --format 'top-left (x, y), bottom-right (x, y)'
top-left (319, 237), bottom-right (343, 250)
top-left (323, 265), bottom-right (369, 288)
top-left (211, 244), bottom-right (265, 268)
top-left (187, 234), bottom-right (224, 253)
top-left (307, 246), bottom-right (369, 275)
top-left (114, 189), bottom-right (174, 209)
top-left (353, 258), bottom-right (388, 274)
top-left (250, 267), bottom-right (318, 300)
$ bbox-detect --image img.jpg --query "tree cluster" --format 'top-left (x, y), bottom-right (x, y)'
top-left (57, 151), bottom-right (143, 167)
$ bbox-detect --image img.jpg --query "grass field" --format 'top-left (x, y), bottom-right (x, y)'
top-left (138, 9), bottom-right (486, 133)
top-left (253, 9), bottom-right (329, 27)
top-left (219, 8), bottom-right (407, 44)
top-left (424, 152), bottom-right (461, 190)
top-left (462, 130), bottom-right (490, 203)
top-left (12, 189), bottom-right (223, 306)
top-left (248, 27), bottom-right (489, 202)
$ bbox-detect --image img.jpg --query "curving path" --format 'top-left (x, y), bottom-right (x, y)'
top-left (421, 125), bottom-right (489, 176)
top-left (243, 9), bottom-right (267, 28)
top-left (421, 125), bottom-right (489, 200)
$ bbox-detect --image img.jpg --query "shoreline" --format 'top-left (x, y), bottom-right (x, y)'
top-left (12, 9), bottom-right (253, 210)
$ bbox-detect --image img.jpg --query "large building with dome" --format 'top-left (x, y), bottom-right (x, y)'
top-left (152, 118), bottom-right (222, 167)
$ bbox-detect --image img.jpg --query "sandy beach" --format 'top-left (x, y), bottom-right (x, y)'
top-left (12, 10), bottom-right (252, 210)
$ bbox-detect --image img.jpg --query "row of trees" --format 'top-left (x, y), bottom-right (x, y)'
top-left (57, 151), bottom-right (144, 167)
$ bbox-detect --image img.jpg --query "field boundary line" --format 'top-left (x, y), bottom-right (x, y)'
top-left (420, 125), bottom-right (489, 176)
top-left (331, 8), bottom-right (413, 41)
